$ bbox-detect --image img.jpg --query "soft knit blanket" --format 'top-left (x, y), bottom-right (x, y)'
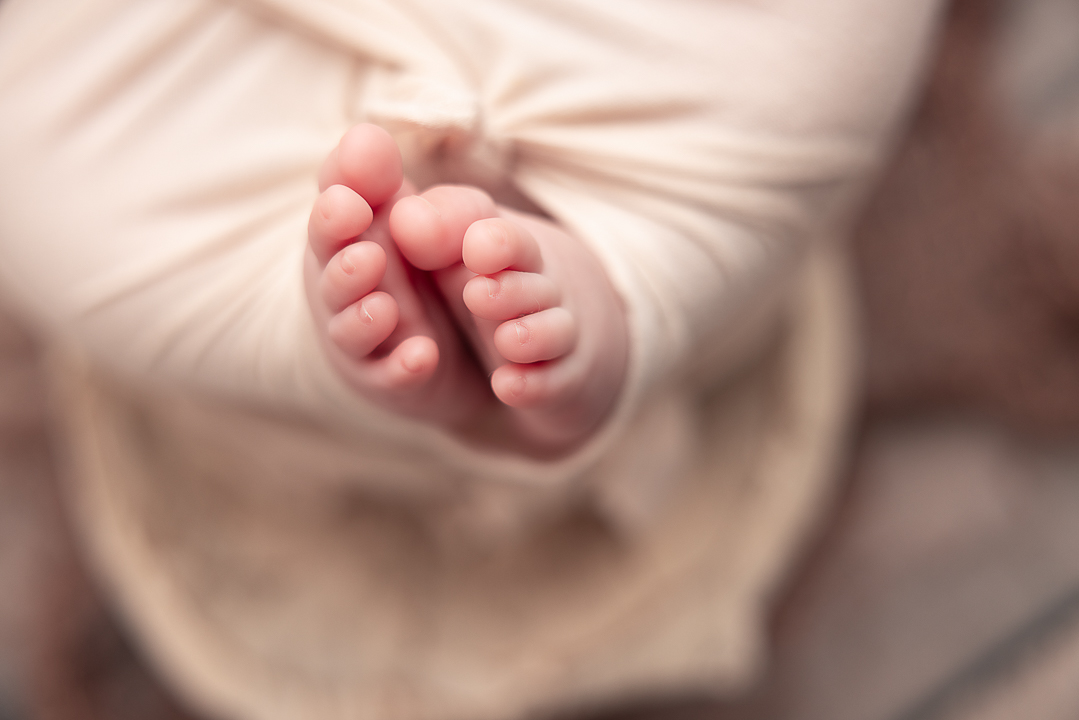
top-left (0, 1), bottom-right (940, 718)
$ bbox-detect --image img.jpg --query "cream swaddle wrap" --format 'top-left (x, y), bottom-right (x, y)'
top-left (0, 1), bottom-right (941, 719)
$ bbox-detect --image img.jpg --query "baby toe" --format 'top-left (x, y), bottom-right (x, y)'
top-left (389, 185), bottom-right (496, 271)
top-left (376, 335), bottom-right (440, 388)
top-left (318, 124), bottom-right (403, 207)
top-left (489, 363), bottom-right (570, 409)
top-left (309, 185), bottom-right (373, 265)
top-left (462, 218), bottom-right (542, 275)
top-left (462, 270), bottom-right (560, 321)
top-left (327, 291), bottom-right (399, 359)
top-left (320, 241), bottom-right (386, 313)
top-left (493, 307), bottom-right (576, 364)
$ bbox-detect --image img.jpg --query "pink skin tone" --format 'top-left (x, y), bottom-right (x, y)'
top-left (305, 124), bottom-right (628, 452)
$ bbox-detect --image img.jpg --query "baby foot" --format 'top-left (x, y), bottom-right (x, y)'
top-left (389, 185), bottom-right (629, 451)
top-left (305, 124), bottom-right (490, 427)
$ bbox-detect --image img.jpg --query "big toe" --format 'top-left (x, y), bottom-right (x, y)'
top-left (319, 124), bottom-right (403, 207)
top-left (389, 185), bottom-right (497, 271)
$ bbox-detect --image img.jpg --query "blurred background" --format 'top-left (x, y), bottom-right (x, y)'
top-left (3, 0), bottom-right (1079, 718)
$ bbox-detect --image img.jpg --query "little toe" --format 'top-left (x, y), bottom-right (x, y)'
top-left (493, 307), bottom-right (576, 364)
top-left (318, 124), bottom-right (403, 207)
top-left (462, 218), bottom-right (542, 275)
top-left (490, 363), bottom-right (569, 409)
top-left (389, 185), bottom-right (496, 270)
top-left (375, 335), bottom-right (440, 388)
top-left (320, 241), bottom-right (386, 313)
top-left (309, 185), bottom-right (374, 265)
top-left (327, 291), bottom-right (399, 359)
top-left (462, 270), bottom-right (560, 321)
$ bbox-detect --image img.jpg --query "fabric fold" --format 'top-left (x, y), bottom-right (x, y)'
top-left (0, 0), bottom-right (943, 717)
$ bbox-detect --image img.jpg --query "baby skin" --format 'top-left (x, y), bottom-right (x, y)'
top-left (305, 124), bottom-right (628, 453)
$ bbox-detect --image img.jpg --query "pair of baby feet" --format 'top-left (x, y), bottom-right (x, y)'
top-left (305, 124), bottom-right (627, 453)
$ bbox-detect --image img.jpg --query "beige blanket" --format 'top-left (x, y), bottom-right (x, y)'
top-left (0, 1), bottom-right (941, 718)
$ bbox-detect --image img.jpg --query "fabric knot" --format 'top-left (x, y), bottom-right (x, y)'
top-left (359, 69), bottom-right (514, 191)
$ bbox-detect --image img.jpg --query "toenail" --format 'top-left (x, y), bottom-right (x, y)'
top-left (340, 251), bottom-right (356, 275)
top-left (359, 301), bottom-right (374, 324)
top-left (514, 321), bottom-right (529, 344)
top-left (488, 220), bottom-right (512, 246)
top-left (418, 195), bottom-right (441, 218)
top-left (510, 375), bottom-right (527, 397)
top-left (485, 277), bottom-right (499, 298)
top-left (402, 352), bottom-right (422, 373)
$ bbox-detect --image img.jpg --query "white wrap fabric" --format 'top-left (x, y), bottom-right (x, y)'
top-left (0, 1), bottom-right (941, 719)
